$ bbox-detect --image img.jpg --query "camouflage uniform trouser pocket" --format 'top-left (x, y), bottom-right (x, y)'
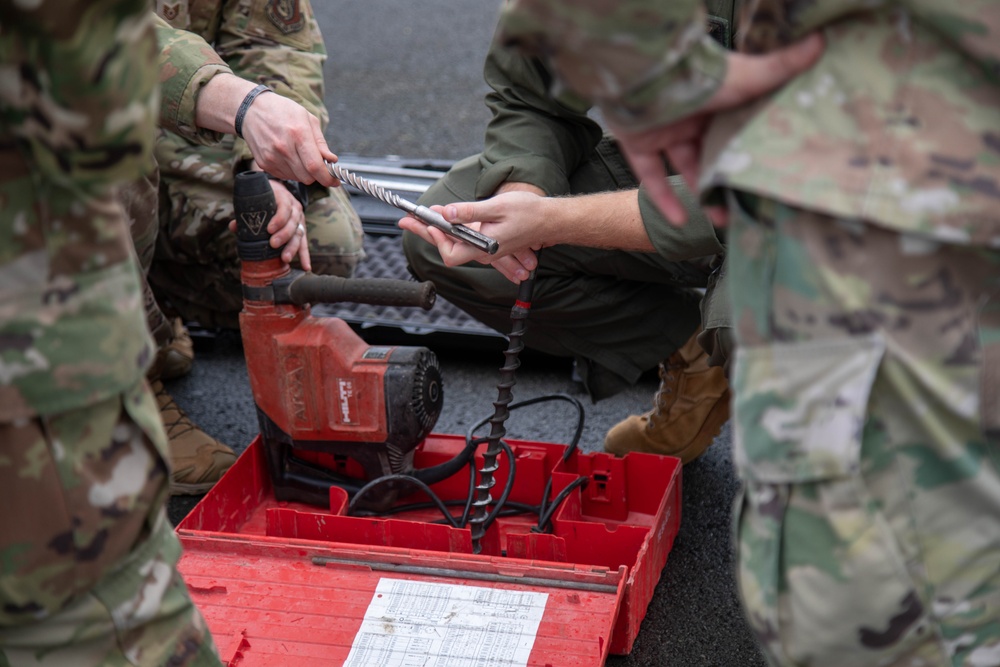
top-left (0, 382), bottom-right (219, 666)
top-left (733, 335), bottom-right (934, 666)
top-left (728, 194), bottom-right (1000, 667)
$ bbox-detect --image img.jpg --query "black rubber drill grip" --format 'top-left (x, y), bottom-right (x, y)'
top-left (288, 274), bottom-right (437, 310)
top-left (234, 170), bottom-right (283, 261)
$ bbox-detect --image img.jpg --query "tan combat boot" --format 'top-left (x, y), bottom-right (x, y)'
top-left (604, 330), bottom-right (730, 464)
top-left (147, 317), bottom-right (195, 381)
top-left (150, 379), bottom-right (237, 495)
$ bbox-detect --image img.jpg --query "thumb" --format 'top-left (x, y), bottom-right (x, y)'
top-left (708, 32), bottom-right (825, 110)
top-left (443, 201), bottom-right (487, 225)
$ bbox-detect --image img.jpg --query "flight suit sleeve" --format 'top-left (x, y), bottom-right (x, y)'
top-left (476, 31), bottom-right (604, 199)
top-left (639, 177), bottom-right (724, 261)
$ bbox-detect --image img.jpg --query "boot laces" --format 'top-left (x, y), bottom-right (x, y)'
top-left (154, 383), bottom-right (198, 439)
top-left (648, 358), bottom-right (684, 426)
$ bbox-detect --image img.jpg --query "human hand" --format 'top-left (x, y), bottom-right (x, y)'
top-left (240, 91), bottom-right (343, 189)
top-left (399, 190), bottom-right (550, 284)
top-left (616, 33), bottom-right (825, 226)
top-left (228, 178), bottom-right (311, 270)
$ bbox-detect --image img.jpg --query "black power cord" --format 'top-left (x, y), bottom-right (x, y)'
top-left (346, 394), bottom-right (591, 536)
top-left (342, 269), bottom-right (593, 543)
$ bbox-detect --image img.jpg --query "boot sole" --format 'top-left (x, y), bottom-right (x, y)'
top-left (603, 389), bottom-right (732, 464)
top-left (170, 480), bottom-right (217, 496)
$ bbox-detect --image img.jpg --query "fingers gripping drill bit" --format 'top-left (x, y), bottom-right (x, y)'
top-left (326, 161), bottom-right (499, 255)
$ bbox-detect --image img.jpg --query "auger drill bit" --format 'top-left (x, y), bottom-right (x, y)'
top-left (468, 270), bottom-right (535, 554)
top-left (326, 161), bottom-right (499, 255)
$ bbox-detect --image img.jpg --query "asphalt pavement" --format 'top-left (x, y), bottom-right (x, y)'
top-left (166, 3), bottom-right (769, 665)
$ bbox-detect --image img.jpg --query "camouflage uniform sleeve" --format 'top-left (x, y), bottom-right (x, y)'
top-left (154, 13), bottom-right (233, 145)
top-left (497, 0), bottom-right (728, 132)
top-left (0, 2), bottom-right (158, 193)
top-left (0, 0), bottom-right (158, 419)
top-left (213, 0), bottom-right (329, 165)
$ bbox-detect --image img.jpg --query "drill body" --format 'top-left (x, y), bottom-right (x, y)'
top-left (234, 171), bottom-right (443, 508)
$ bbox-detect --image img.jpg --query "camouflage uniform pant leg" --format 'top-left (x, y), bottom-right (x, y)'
top-left (0, 382), bottom-right (220, 666)
top-left (403, 144), bottom-right (709, 401)
top-left (727, 193), bottom-right (1000, 667)
top-left (120, 170), bottom-right (174, 349)
top-left (150, 132), bottom-right (364, 330)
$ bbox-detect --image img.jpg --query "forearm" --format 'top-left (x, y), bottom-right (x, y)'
top-left (214, 0), bottom-right (329, 163)
top-left (157, 14), bottom-right (335, 187)
top-left (538, 184), bottom-right (725, 259)
top-left (223, 45), bottom-right (329, 167)
top-left (540, 190), bottom-right (654, 252)
top-left (192, 73), bottom-right (260, 136)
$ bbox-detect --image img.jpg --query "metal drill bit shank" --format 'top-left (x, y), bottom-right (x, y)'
top-left (326, 161), bottom-right (499, 254)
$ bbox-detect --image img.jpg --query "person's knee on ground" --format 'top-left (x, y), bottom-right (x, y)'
top-left (301, 184), bottom-right (365, 277)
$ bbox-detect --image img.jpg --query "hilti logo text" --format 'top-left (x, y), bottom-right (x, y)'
top-left (338, 379), bottom-right (356, 424)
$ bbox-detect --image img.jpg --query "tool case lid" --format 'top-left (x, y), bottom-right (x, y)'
top-left (179, 532), bottom-right (625, 666)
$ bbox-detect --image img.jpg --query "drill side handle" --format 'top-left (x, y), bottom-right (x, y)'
top-left (287, 273), bottom-right (437, 310)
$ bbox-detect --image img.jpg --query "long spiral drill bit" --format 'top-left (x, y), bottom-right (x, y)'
top-left (326, 161), bottom-right (499, 254)
top-left (468, 271), bottom-right (535, 554)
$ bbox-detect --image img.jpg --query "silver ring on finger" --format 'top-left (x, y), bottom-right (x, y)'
top-left (296, 223), bottom-right (306, 236)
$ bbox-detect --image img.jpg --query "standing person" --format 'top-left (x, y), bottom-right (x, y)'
top-left (402, 10), bottom-right (739, 464)
top-left (0, 2), bottom-right (221, 663)
top-left (409, 1), bottom-right (1000, 664)
top-left (0, 2), bottom-right (351, 661)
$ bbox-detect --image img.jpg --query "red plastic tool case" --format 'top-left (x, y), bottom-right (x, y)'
top-left (176, 434), bottom-right (681, 666)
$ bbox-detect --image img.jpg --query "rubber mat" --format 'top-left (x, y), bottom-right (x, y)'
top-left (313, 234), bottom-right (504, 343)
top-left (313, 156), bottom-right (505, 347)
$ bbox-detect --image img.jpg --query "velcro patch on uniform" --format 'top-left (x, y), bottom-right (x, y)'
top-left (707, 16), bottom-right (732, 48)
top-left (160, 2), bottom-right (180, 21)
top-left (266, 0), bottom-right (305, 34)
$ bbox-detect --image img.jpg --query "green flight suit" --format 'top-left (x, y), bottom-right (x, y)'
top-left (402, 7), bottom-right (738, 401)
